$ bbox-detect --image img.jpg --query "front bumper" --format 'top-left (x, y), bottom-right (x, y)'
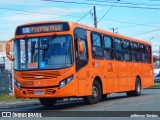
top-left (14, 81), bottom-right (77, 98)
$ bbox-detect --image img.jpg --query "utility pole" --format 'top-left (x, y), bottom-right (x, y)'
top-left (109, 27), bottom-right (118, 33)
top-left (93, 6), bottom-right (97, 28)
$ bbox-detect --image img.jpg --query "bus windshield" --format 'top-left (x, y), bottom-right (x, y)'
top-left (14, 35), bottom-right (73, 70)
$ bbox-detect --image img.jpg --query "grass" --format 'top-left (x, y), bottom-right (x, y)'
top-left (147, 84), bottom-right (160, 89)
top-left (0, 95), bottom-right (36, 103)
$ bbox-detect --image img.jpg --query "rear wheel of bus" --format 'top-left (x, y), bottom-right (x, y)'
top-left (126, 77), bottom-right (141, 97)
top-left (83, 80), bottom-right (102, 104)
top-left (39, 98), bottom-right (57, 107)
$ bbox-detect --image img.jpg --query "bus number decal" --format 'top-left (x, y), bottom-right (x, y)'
top-left (21, 81), bottom-right (34, 86)
top-left (108, 63), bottom-right (113, 72)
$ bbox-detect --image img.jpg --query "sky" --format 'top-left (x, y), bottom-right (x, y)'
top-left (0, 0), bottom-right (160, 55)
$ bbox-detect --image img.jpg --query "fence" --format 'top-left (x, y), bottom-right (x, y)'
top-left (0, 64), bottom-right (10, 95)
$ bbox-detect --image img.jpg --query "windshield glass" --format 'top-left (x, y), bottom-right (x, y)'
top-left (14, 35), bottom-right (73, 70)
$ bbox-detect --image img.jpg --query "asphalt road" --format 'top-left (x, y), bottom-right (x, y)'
top-left (4, 89), bottom-right (160, 112)
top-left (1, 89), bottom-right (160, 119)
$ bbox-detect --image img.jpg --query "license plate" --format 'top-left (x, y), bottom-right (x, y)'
top-left (34, 90), bottom-right (44, 94)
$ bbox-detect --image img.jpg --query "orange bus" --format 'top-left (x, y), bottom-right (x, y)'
top-left (6, 21), bottom-right (154, 107)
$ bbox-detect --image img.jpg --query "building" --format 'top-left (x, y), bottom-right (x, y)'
top-left (0, 41), bottom-right (6, 53)
top-left (0, 41), bottom-right (6, 64)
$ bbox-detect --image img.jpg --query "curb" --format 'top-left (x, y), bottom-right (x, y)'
top-left (0, 100), bottom-right (40, 109)
top-left (0, 98), bottom-right (82, 109)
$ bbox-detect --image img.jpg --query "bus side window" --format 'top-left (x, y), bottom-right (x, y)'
top-left (103, 35), bottom-right (114, 60)
top-left (139, 44), bottom-right (146, 63)
top-left (91, 33), bottom-right (103, 59)
top-left (123, 40), bottom-right (132, 62)
top-left (132, 42), bottom-right (140, 62)
top-left (114, 38), bottom-right (124, 61)
top-left (146, 45), bottom-right (152, 63)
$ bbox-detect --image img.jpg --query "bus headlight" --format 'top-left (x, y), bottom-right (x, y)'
top-left (59, 76), bottom-right (74, 89)
top-left (14, 79), bottom-right (21, 90)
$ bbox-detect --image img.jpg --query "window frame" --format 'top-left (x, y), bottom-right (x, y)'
top-left (74, 27), bottom-right (89, 71)
top-left (146, 45), bottom-right (152, 64)
top-left (91, 32), bottom-right (104, 60)
top-left (123, 39), bottom-right (132, 62)
top-left (131, 42), bottom-right (140, 63)
top-left (114, 37), bottom-right (124, 61)
top-left (103, 35), bottom-right (114, 60)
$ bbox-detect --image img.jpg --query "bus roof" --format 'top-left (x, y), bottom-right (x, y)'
top-left (16, 20), bottom-right (151, 46)
top-left (71, 21), bottom-right (151, 46)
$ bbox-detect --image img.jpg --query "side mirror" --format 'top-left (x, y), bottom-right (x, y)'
top-left (6, 38), bottom-right (14, 61)
top-left (78, 38), bottom-right (84, 53)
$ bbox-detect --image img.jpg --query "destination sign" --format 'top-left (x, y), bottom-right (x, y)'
top-left (16, 22), bottom-right (69, 35)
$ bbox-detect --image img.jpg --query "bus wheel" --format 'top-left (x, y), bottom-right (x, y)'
top-left (101, 94), bottom-right (108, 101)
top-left (133, 77), bottom-right (141, 96)
top-left (83, 80), bottom-right (102, 104)
top-left (39, 98), bottom-right (57, 107)
top-left (126, 77), bottom-right (141, 96)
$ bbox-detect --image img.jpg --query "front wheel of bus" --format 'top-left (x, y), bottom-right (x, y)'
top-left (39, 98), bottom-right (57, 108)
top-left (83, 80), bottom-right (102, 104)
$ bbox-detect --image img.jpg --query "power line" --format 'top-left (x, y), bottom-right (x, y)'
top-left (87, 0), bottom-right (160, 7)
top-left (97, 0), bottom-right (120, 23)
top-left (0, 7), bottom-right (81, 18)
top-left (76, 10), bottom-right (91, 22)
top-left (86, 19), bottom-right (93, 24)
top-left (1, 7), bottom-right (93, 24)
top-left (102, 18), bottom-right (160, 28)
top-left (42, 0), bottom-right (160, 10)
top-left (117, 23), bottom-right (160, 29)
top-left (2, 7), bottom-right (160, 30)
top-left (131, 29), bottom-right (160, 37)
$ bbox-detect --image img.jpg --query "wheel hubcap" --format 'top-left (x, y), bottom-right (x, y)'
top-left (137, 83), bottom-right (140, 93)
top-left (92, 86), bottom-right (98, 98)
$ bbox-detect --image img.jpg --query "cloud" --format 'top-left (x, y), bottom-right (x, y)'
top-left (2, 14), bottom-right (57, 23)
top-left (1, 7), bottom-right (90, 23)
top-left (1, 8), bottom-right (89, 22)
top-left (0, 6), bottom-right (90, 40)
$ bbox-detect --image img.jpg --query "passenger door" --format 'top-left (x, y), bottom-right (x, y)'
top-left (103, 35), bottom-right (115, 93)
top-left (74, 28), bottom-right (88, 96)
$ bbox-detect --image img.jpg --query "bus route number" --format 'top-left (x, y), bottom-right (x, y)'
top-left (21, 81), bottom-right (34, 86)
top-left (108, 63), bottom-right (113, 72)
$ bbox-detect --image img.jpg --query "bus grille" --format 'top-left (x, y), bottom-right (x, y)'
top-left (27, 89), bottom-right (34, 94)
top-left (20, 71), bottom-right (61, 80)
top-left (26, 88), bottom-right (56, 95)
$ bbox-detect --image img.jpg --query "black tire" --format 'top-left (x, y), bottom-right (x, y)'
top-left (101, 94), bottom-right (108, 101)
top-left (39, 98), bottom-right (57, 107)
top-left (126, 77), bottom-right (141, 97)
top-left (133, 77), bottom-right (141, 96)
top-left (126, 91), bottom-right (134, 97)
top-left (83, 80), bottom-right (102, 104)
